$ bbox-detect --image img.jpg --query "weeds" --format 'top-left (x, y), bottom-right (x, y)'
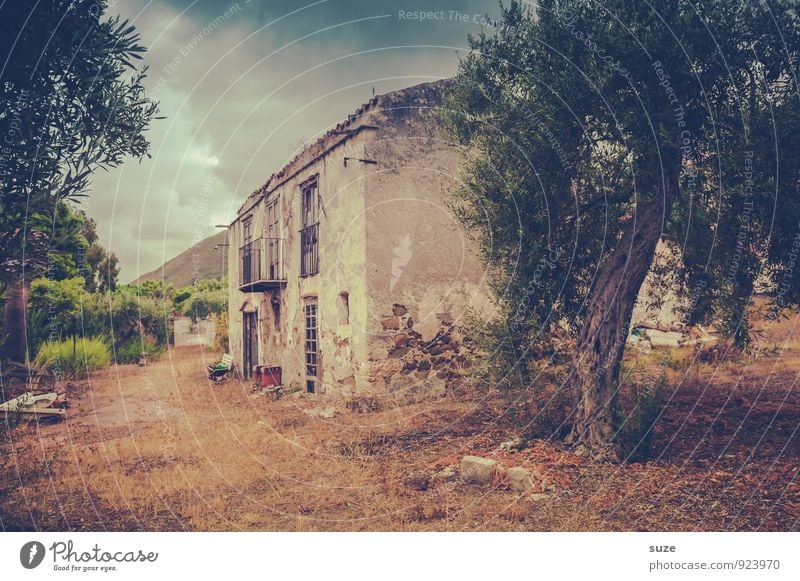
top-left (35, 336), bottom-right (111, 375)
top-left (113, 335), bottom-right (163, 364)
top-left (615, 374), bottom-right (667, 462)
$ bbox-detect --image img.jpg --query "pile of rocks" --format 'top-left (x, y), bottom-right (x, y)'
top-left (421, 455), bottom-right (555, 500)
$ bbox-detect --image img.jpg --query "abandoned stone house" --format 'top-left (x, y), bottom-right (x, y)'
top-left (226, 80), bottom-right (489, 396)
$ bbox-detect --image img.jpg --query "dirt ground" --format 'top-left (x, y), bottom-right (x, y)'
top-left (2, 331), bottom-right (800, 531)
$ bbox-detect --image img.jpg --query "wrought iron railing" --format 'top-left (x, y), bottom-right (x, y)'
top-left (239, 237), bottom-right (285, 287)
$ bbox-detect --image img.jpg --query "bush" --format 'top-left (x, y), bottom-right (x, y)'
top-left (35, 336), bottom-right (111, 375)
top-left (113, 336), bottom-right (163, 364)
top-left (181, 288), bottom-right (226, 322)
top-left (211, 311), bottom-right (228, 352)
top-left (101, 288), bottom-right (172, 347)
top-left (520, 378), bottom-right (574, 440)
top-left (615, 374), bottom-right (667, 462)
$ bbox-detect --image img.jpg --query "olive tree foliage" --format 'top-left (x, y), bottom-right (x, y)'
top-left (0, 0), bottom-right (159, 360)
top-left (446, 0), bottom-right (800, 459)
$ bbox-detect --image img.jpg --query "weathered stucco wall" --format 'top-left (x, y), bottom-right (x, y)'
top-left (228, 128), bottom-right (373, 393)
top-left (361, 81), bottom-right (490, 395)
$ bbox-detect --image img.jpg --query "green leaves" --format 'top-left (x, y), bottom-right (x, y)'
top-left (0, 0), bottom-right (160, 280)
top-left (447, 0), bottom-right (800, 357)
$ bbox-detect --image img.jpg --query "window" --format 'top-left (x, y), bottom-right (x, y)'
top-left (338, 291), bottom-right (349, 325)
top-left (241, 216), bottom-right (255, 286)
top-left (300, 177), bottom-right (319, 276)
top-left (265, 197), bottom-right (282, 280)
top-left (304, 299), bottom-right (318, 393)
top-left (243, 216), bottom-right (253, 245)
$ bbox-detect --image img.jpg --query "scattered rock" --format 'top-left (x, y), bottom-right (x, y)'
top-left (431, 467), bottom-right (457, 483)
top-left (460, 455), bottom-right (499, 485)
top-left (507, 466), bottom-right (536, 492)
top-left (381, 317), bottom-right (400, 331)
top-left (392, 304), bottom-right (408, 316)
top-left (392, 332), bottom-right (411, 347)
top-left (429, 344), bottom-right (446, 356)
top-left (528, 493), bottom-right (550, 502)
top-left (540, 480), bottom-right (558, 493)
top-left (499, 437), bottom-right (527, 452)
top-left (388, 346), bottom-right (409, 358)
top-left (306, 406), bottom-right (337, 419)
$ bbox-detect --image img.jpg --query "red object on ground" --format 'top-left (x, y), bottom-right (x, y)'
top-left (255, 366), bottom-right (282, 387)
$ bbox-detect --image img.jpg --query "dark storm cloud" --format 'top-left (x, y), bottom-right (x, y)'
top-left (176, 0), bottom-right (500, 45)
top-left (87, 0), bottom-right (502, 282)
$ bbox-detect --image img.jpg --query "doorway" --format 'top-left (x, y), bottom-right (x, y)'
top-left (243, 310), bottom-right (258, 379)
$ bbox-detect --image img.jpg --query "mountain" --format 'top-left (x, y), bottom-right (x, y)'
top-left (134, 231), bottom-right (227, 288)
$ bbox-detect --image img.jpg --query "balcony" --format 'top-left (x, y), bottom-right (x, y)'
top-left (239, 237), bottom-right (286, 292)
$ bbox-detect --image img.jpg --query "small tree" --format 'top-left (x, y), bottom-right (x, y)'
top-left (28, 277), bottom-right (89, 356)
top-left (181, 290), bottom-right (227, 323)
top-left (448, 0), bottom-right (800, 459)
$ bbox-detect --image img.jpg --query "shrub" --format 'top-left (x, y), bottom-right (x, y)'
top-left (211, 311), bottom-right (228, 352)
top-left (615, 374), bottom-right (667, 462)
top-left (181, 288), bottom-right (226, 322)
top-left (35, 336), bottom-right (111, 375)
top-left (113, 336), bottom-right (163, 364)
top-left (520, 379), bottom-right (574, 440)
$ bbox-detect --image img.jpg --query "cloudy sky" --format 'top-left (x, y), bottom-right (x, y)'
top-left (88, 0), bottom-right (504, 282)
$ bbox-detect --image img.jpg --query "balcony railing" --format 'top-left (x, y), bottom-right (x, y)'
top-left (239, 237), bottom-right (286, 292)
top-left (300, 223), bottom-right (319, 277)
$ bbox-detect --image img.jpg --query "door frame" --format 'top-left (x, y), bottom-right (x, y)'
top-left (242, 310), bottom-right (258, 379)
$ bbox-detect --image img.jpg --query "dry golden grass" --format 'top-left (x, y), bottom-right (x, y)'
top-left (2, 326), bottom-right (799, 532)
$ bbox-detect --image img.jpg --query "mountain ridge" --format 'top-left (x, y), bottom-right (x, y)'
top-left (133, 231), bottom-right (227, 288)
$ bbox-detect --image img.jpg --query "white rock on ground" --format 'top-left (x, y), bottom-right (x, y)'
top-left (507, 466), bottom-right (536, 492)
top-left (499, 437), bottom-right (526, 452)
top-left (460, 455), bottom-right (499, 484)
top-left (306, 406), bottom-right (337, 419)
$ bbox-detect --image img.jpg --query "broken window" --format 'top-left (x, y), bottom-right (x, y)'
top-left (300, 177), bottom-right (319, 277)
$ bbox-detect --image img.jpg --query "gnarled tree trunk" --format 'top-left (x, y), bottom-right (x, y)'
top-left (1, 276), bottom-right (30, 363)
top-left (568, 165), bottom-right (680, 461)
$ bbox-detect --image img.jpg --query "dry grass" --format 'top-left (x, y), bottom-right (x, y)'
top-left (2, 327), bottom-right (800, 531)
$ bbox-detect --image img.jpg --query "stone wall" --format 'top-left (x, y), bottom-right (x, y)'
top-left (366, 302), bottom-right (477, 404)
